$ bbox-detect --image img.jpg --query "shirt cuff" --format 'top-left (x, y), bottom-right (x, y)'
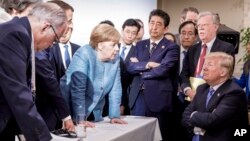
top-left (184, 87), bottom-right (192, 95)
top-left (62, 115), bottom-right (72, 122)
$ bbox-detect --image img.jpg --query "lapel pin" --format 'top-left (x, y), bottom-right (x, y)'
top-left (161, 46), bottom-right (165, 49)
top-left (217, 93), bottom-right (220, 97)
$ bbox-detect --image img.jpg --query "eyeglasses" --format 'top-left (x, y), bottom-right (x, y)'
top-left (50, 25), bottom-right (60, 43)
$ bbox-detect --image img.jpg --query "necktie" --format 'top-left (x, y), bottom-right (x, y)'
top-left (195, 44), bottom-right (207, 77)
top-left (192, 134), bottom-right (199, 141)
top-left (150, 42), bottom-right (157, 54)
top-left (120, 46), bottom-right (126, 60)
top-left (64, 45), bottom-right (70, 68)
top-left (206, 88), bottom-right (215, 107)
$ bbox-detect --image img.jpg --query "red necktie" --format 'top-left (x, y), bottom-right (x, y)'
top-left (195, 44), bottom-right (207, 77)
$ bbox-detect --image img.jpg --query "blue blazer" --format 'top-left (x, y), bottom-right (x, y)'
top-left (60, 45), bottom-right (122, 121)
top-left (234, 60), bottom-right (250, 98)
top-left (0, 17), bottom-right (51, 140)
top-left (127, 38), bottom-right (179, 112)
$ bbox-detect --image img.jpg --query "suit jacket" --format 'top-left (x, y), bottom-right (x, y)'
top-left (127, 38), bottom-right (179, 112)
top-left (180, 38), bottom-right (235, 90)
top-left (49, 42), bottom-right (80, 82)
top-left (0, 17), bottom-right (51, 140)
top-left (35, 50), bottom-right (70, 131)
top-left (60, 45), bottom-right (122, 121)
top-left (234, 60), bottom-right (250, 98)
top-left (120, 45), bottom-right (136, 108)
top-left (182, 79), bottom-right (249, 141)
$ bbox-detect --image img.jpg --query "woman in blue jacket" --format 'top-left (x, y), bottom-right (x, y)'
top-left (61, 24), bottom-right (127, 126)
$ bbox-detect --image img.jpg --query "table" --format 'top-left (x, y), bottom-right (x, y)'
top-left (52, 116), bottom-right (162, 141)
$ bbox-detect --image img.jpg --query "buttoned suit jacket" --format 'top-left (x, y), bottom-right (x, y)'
top-left (35, 50), bottom-right (71, 131)
top-left (0, 17), bottom-right (51, 140)
top-left (182, 79), bottom-right (249, 141)
top-left (49, 42), bottom-right (80, 82)
top-left (180, 38), bottom-right (235, 90)
top-left (127, 38), bottom-right (179, 112)
top-left (120, 45), bottom-right (136, 108)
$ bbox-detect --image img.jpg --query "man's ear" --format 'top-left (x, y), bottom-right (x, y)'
top-left (41, 22), bottom-right (51, 32)
top-left (164, 26), bottom-right (168, 34)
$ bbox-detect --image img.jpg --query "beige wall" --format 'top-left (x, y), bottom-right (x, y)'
top-left (158, 0), bottom-right (246, 76)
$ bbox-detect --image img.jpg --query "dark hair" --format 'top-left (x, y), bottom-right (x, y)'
top-left (164, 32), bottom-right (176, 43)
top-left (178, 20), bottom-right (198, 35)
top-left (149, 9), bottom-right (170, 27)
top-left (99, 20), bottom-right (115, 27)
top-left (48, 0), bottom-right (74, 12)
top-left (122, 18), bottom-right (141, 33)
top-left (181, 7), bottom-right (199, 20)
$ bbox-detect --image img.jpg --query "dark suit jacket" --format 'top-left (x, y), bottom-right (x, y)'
top-left (120, 45), bottom-right (136, 111)
top-left (182, 79), bottom-right (249, 141)
top-left (180, 38), bottom-right (235, 90)
top-left (35, 50), bottom-right (70, 131)
top-left (0, 17), bottom-right (51, 140)
top-left (49, 42), bottom-right (80, 82)
top-left (127, 38), bottom-right (179, 112)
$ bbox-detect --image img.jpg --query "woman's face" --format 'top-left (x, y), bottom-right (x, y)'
top-left (98, 41), bottom-right (119, 60)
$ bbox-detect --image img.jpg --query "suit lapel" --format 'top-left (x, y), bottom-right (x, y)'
top-left (125, 45), bottom-right (135, 62)
top-left (206, 80), bottom-right (230, 111)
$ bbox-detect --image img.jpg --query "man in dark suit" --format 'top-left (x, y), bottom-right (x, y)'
top-left (119, 18), bottom-right (141, 115)
top-left (35, 0), bottom-right (76, 131)
top-left (127, 9), bottom-right (179, 141)
top-left (180, 11), bottom-right (235, 100)
top-left (182, 52), bottom-right (249, 141)
top-left (0, 3), bottom-right (67, 140)
top-left (48, 0), bottom-right (80, 83)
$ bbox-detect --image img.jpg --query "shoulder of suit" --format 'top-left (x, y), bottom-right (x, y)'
top-left (70, 42), bottom-right (81, 48)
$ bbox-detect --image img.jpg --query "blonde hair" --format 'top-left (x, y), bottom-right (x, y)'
top-left (206, 52), bottom-right (234, 78)
top-left (89, 24), bottom-right (120, 48)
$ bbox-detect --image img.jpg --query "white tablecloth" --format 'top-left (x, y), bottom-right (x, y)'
top-left (52, 116), bottom-right (162, 141)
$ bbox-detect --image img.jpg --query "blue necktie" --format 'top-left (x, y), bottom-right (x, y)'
top-left (206, 88), bottom-right (215, 107)
top-left (64, 45), bottom-right (70, 68)
top-left (192, 134), bottom-right (199, 141)
top-left (120, 46), bottom-right (126, 60)
top-left (150, 42), bottom-right (157, 54)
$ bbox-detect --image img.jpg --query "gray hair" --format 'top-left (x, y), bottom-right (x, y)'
top-left (198, 11), bottom-right (220, 25)
top-left (0, 0), bottom-right (42, 14)
top-left (28, 2), bottom-right (67, 30)
top-left (206, 52), bottom-right (234, 78)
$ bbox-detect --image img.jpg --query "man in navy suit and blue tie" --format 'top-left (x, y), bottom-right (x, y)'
top-left (48, 0), bottom-right (80, 83)
top-left (119, 18), bottom-right (141, 115)
top-left (127, 9), bottom-right (179, 141)
top-left (182, 52), bottom-right (249, 141)
top-left (35, 0), bottom-right (78, 131)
